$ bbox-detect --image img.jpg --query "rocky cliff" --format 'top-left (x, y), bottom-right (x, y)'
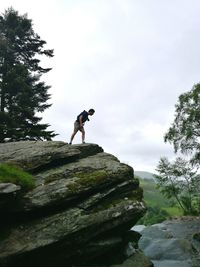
top-left (0, 141), bottom-right (151, 267)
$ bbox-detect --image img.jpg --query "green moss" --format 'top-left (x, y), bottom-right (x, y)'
top-left (0, 163), bottom-right (35, 191)
top-left (67, 170), bottom-right (109, 193)
top-left (74, 170), bottom-right (108, 185)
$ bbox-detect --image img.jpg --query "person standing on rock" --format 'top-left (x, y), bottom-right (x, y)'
top-left (69, 109), bottom-right (95, 145)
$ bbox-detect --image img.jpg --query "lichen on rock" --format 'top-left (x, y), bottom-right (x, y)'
top-left (0, 141), bottom-right (150, 267)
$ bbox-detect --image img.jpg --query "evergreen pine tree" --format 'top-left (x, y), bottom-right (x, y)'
top-left (0, 7), bottom-right (56, 142)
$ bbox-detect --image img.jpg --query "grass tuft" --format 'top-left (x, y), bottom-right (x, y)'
top-left (0, 163), bottom-right (35, 191)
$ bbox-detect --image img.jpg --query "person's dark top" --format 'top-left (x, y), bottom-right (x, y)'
top-left (76, 110), bottom-right (89, 123)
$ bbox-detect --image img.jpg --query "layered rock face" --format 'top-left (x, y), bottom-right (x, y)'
top-left (0, 141), bottom-right (148, 267)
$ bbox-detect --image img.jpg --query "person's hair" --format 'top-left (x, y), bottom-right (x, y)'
top-left (89, 109), bottom-right (95, 113)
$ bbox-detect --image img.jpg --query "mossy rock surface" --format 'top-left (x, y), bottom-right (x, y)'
top-left (0, 141), bottom-right (146, 267)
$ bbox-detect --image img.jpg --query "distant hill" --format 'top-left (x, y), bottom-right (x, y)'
top-left (136, 176), bottom-right (183, 225)
top-left (134, 171), bottom-right (155, 180)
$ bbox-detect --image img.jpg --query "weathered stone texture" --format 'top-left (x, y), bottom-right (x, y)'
top-left (0, 141), bottom-right (150, 267)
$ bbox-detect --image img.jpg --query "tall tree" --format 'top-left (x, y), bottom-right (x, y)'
top-left (0, 7), bottom-right (56, 142)
top-left (155, 157), bottom-right (200, 215)
top-left (164, 84), bottom-right (200, 166)
top-left (155, 84), bottom-right (200, 215)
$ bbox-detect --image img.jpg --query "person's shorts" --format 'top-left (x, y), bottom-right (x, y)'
top-left (74, 121), bottom-right (84, 131)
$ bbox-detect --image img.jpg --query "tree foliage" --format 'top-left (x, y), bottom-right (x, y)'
top-left (155, 84), bottom-right (200, 215)
top-left (164, 84), bottom-right (200, 165)
top-left (0, 7), bottom-right (56, 142)
top-left (155, 157), bottom-right (200, 215)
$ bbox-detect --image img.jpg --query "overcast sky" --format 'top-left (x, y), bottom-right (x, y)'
top-left (1, 0), bottom-right (200, 173)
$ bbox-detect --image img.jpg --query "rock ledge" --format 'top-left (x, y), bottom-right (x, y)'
top-left (0, 141), bottom-right (150, 267)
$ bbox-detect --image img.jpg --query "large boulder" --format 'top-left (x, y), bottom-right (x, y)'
top-left (0, 141), bottom-right (151, 267)
top-left (138, 216), bottom-right (200, 267)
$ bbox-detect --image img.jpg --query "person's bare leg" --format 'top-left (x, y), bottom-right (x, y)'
top-left (80, 127), bottom-right (85, 143)
top-left (69, 129), bottom-right (78, 144)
